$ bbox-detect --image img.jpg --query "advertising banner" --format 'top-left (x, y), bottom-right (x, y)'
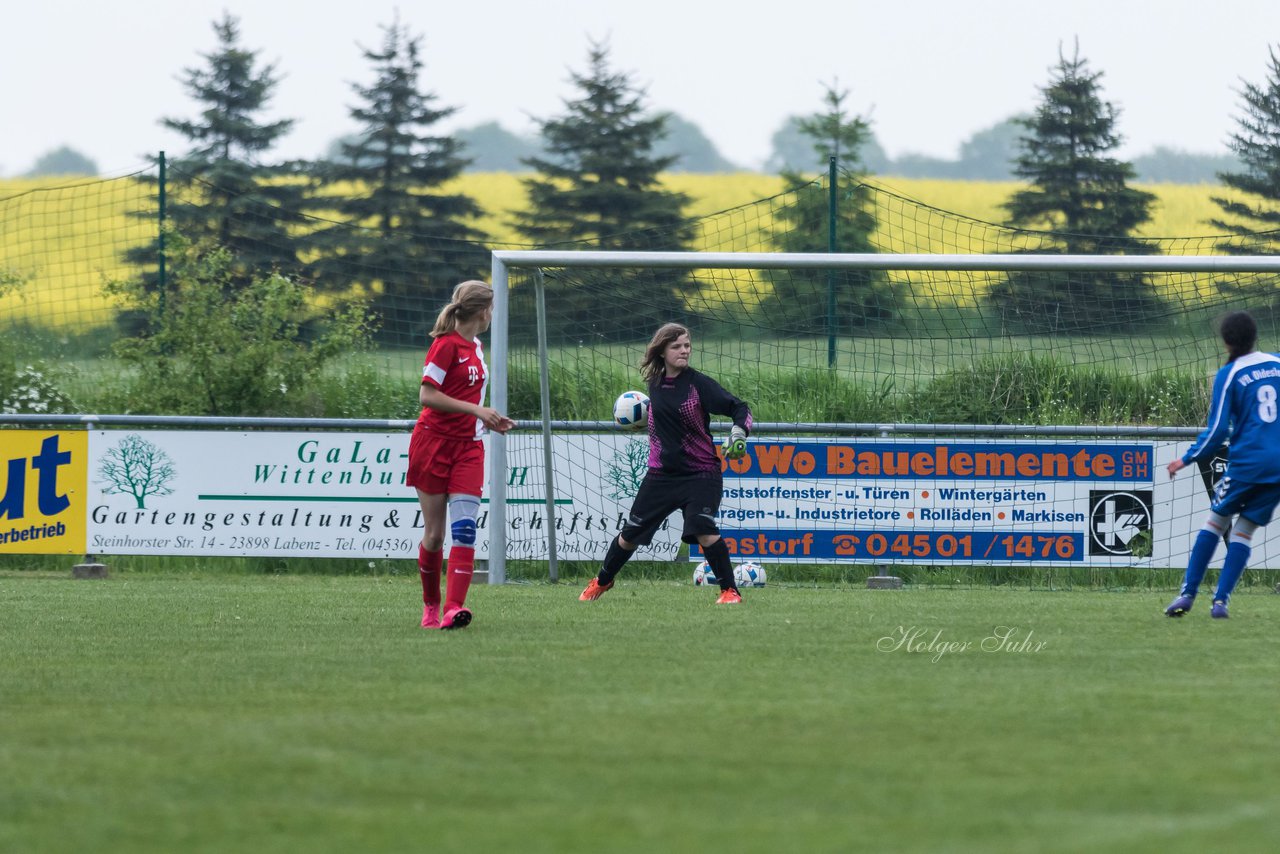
top-left (55, 429), bottom-right (1278, 568)
top-left (84, 430), bottom-right (682, 561)
top-left (692, 437), bottom-right (1275, 568)
top-left (1, 430), bottom-right (87, 554)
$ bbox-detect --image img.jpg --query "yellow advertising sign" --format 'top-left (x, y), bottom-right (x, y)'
top-left (0, 430), bottom-right (87, 554)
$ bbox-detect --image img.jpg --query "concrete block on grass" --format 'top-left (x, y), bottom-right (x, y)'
top-left (72, 562), bottom-right (109, 580)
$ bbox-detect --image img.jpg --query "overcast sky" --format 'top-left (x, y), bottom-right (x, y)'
top-left (5, 0), bottom-right (1280, 176)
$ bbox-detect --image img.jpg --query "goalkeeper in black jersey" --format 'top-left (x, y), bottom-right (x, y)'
top-left (580, 323), bottom-right (753, 604)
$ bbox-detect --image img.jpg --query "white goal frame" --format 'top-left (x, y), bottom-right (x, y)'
top-left (485, 250), bottom-right (1280, 583)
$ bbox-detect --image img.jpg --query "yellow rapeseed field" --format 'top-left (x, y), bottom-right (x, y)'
top-left (867, 177), bottom-right (1241, 240)
top-left (0, 172), bottom-right (1253, 330)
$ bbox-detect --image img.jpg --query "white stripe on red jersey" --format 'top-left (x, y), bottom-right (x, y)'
top-left (416, 332), bottom-right (489, 439)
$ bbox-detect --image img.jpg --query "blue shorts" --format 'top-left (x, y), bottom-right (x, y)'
top-left (1211, 475), bottom-right (1280, 526)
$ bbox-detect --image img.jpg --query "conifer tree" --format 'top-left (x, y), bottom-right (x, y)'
top-left (760, 82), bottom-right (893, 334)
top-left (127, 14), bottom-right (307, 292)
top-left (990, 45), bottom-right (1162, 333)
top-left (311, 18), bottom-right (487, 346)
top-left (511, 41), bottom-right (695, 340)
top-left (1210, 46), bottom-right (1280, 253)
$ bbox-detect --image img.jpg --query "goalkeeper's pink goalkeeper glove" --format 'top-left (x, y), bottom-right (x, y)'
top-left (723, 426), bottom-right (747, 460)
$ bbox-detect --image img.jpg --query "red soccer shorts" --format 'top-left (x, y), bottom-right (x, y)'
top-left (406, 429), bottom-right (485, 496)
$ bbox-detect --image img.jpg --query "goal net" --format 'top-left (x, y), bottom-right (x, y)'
top-left (484, 249), bottom-right (1280, 584)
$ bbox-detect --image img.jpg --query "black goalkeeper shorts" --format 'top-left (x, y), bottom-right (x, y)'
top-left (620, 470), bottom-right (723, 546)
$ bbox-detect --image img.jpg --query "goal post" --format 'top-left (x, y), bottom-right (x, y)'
top-left (486, 250), bottom-right (1280, 584)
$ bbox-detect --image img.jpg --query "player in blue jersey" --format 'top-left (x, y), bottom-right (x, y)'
top-left (1166, 310), bottom-right (1280, 619)
top-left (579, 322), bottom-right (753, 605)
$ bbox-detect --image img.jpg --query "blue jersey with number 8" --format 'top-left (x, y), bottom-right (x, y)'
top-left (1183, 351), bottom-right (1280, 484)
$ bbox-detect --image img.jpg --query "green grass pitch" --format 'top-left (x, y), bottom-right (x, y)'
top-left (3, 573), bottom-right (1279, 853)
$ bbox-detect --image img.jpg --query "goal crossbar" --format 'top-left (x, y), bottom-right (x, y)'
top-left (492, 250), bottom-right (1280, 273)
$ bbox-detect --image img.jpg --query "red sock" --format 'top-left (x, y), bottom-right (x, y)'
top-left (418, 544), bottom-right (442, 606)
top-left (445, 545), bottom-right (475, 611)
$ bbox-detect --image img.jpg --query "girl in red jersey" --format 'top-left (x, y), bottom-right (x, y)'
top-left (407, 281), bottom-right (515, 630)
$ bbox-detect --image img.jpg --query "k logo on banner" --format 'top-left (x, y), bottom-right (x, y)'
top-left (1088, 490), bottom-right (1154, 556)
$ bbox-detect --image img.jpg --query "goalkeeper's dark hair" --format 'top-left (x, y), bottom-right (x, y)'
top-left (1218, 310), bottom-right (1258, 362)
top-left (640, 322), bottom-right (690, 383)
top-left (430, 280), bottom-right (493, 338)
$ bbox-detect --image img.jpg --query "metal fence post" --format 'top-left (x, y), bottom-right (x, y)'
top-left (826, 155), bottom-right (837, 369)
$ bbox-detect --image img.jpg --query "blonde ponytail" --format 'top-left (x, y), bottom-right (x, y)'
top-left (430, 280), bottom-right (493, 338)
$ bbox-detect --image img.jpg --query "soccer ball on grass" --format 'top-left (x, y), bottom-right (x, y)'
top-left (692, 559), bottom-right (718, 586)
top-left (692, 560), bottom-right (767, 588)
top-left (733, 561), bottom-right (767, 588)
top-left (613, 390), bottom-right (650, 428)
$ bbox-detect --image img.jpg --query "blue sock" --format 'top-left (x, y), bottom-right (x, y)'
top-left (1181, 529), bottom-right (1220, 597)
top-left (1213, 541), bottom-right (1251, 604)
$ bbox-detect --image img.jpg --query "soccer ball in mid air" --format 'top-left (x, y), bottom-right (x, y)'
top-left (613, 390), bottom-right (650, 428)
top-left (692, 560), bottom-right (719, 586)
top-left (733, 561), bottom-right (767, 587)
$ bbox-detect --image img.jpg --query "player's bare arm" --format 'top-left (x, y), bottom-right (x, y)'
top-left (420, 384), bottom-right (514, 433)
